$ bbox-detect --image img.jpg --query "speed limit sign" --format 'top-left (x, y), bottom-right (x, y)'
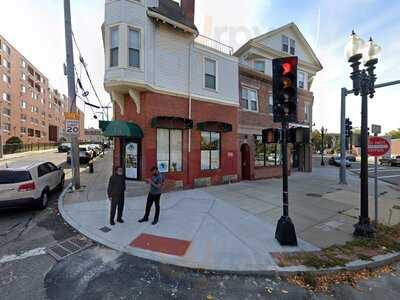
top-left (65, 112), bottom-right (80, 137)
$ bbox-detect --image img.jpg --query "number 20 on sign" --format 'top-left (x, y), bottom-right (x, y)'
top-left (65, 112), bottom-right (80, 136)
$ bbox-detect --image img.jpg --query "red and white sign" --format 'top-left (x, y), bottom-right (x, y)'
top-left (368, 136), bottom-right (391, 157)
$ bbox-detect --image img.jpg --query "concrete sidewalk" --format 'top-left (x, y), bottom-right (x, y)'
top-left (60, 151), bottom-right (400, 272)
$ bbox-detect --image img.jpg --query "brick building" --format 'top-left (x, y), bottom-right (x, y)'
top-left (0, 34), bottom-right (85, 145)
top-left (101, 0), bottom-right (239, 188)
top-left (234, 23), bottom-right (323, 180)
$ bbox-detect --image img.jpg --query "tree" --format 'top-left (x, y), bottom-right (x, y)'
top-left (6, 136), bottom-right (22, 145)
top-left (311, 130), bottom-right (322, 153)
top-left (386, 129), bottom-right (400, 139)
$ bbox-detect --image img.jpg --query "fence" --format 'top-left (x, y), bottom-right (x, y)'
top-left (2, 143), bottom-right (59, 155)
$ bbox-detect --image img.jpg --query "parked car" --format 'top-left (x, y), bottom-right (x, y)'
top-left (67, 145), bottom-right (94, 164)
top-left (328, 156), bottom-right (352, 167)
top-left (380, 156), bottom-right (400, 167)
top-left (346, 155), bottom-right (357, 162)
top-left (58, 143), bottom-right (71, 153)
top-left (0, 161), bottom-right (65, 209)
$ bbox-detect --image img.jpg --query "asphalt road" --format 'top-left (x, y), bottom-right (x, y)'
top-left (1, 152), bottom-right (400, 299)
top-left (350, 162), bottom-right (400, 187)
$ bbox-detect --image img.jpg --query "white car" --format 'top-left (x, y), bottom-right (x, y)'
top-left (0, 161), bottom-right (65, 209)
top-left (67, 145), bottom-right (94, 164)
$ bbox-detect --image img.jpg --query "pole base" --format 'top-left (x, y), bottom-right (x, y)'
top-left (353, 219), bottom-right (375, 238)
top-left (275, 216), bottom-right (298, 246)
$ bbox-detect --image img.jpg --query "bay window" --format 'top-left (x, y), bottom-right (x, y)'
top-left (157, 129), bottom-right (182, 172)
top-left (110, 27), bottom-right (119, 67)
top-left (128, 28), bottom-right (140, 68)
top-left (201, 131), bottom-right (220, 170)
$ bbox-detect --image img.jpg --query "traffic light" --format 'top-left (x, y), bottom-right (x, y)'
top-left (262, 128), bottom-right (280, 144)
top-left (272, 57), bottom-right (298, 123)
top-left (345, 118), bottom-right (353, 138)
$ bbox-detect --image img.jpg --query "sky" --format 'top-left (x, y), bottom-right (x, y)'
top-left (1, 0), bottom-right (399, 133)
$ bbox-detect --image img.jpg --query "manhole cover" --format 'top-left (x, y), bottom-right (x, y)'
top-left (306, 193), bottom-right (323, 198)
top-left (99, 226), bottom-right (112, 233)
top-left (47, 235), bottom-right (93, 261)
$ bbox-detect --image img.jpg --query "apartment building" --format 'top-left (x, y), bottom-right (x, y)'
top-left (101, 0), bottom-right (239, 188)
top-left (0, 34), bottom-right (85, 145)
top-left (234, 23), bottom-right (323, 180)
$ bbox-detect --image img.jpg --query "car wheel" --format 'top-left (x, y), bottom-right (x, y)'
top-left (37, 190), bottom-right (49, 210)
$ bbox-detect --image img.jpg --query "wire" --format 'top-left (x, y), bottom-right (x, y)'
top-left (72, 31), bottom-right (107, 118)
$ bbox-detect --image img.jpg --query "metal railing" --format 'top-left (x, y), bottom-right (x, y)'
top-left (2, 143), bottom-right (59, 155)
top-left (195, 34), bottom-right (234, 56)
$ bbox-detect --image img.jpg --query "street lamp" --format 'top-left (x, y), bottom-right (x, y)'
top-left (321, 126), bottom-right (327, 166)
top-left (345, 31), bottom-right (381, 237)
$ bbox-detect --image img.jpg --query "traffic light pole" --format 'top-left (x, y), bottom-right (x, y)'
top-left (339, 88), bottom-right (348, 184)
top-left (64, 0), bottom-right (80, 189)
top-left (275, 120), bottom-right (298, 246)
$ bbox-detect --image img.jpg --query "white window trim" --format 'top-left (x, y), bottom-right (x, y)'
top-left (241, 86), bottom-right (259, 113)
top-left (203, 57), bottom-right (218, 92)
top-left (298, 71), bottom-right (305, 89)
top-left (109, 25), bottom-right (120, 68)
top-left (282, 35), bottom-right (289, 53)
top-left (268, 94), bottom-right (274, 115)
top-left (127, 25), bottom-right (144, 71)
top-left (289, 38), bottom-right (296, 55)
top-left (254, 59), bottom-right (266, 73)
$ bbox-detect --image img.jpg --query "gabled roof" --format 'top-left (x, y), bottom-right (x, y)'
top-left (235, 22), bottom-right (322, 70)
top-left (148, 0), bottom-right (198, 35)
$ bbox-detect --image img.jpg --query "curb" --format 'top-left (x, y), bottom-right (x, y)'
top-left (58, 188), bottom-right (400, 276)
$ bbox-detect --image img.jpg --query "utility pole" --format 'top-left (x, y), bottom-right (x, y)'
top-left (64, 0), bottom-right (80, 189)
top-left (339, 88), bottom-right (347, 184)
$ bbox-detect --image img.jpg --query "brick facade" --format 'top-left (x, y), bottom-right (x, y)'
top-left (113, 92), bottom-right (239, 189)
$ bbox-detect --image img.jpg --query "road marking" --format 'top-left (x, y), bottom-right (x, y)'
top-left (378, 175), bottom-right (400, 179)
top-left (0, 247), bottom-right (47, 264)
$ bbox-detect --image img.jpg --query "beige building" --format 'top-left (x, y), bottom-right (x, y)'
top-left (0, 34), bottom-right (85, 145)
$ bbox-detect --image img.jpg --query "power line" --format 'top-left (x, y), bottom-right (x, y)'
top-left (72, 31), bottom-right (107, 118)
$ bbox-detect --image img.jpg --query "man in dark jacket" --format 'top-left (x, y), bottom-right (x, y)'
top-left (138, 166), bottom-right (164, 225)
top-left (107, 167), bottom-right (126, 226)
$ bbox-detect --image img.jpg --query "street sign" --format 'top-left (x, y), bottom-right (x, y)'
top-left (371, 124), bottom-right (382, 135)
top-left (368, 136), bottom-right (390, 157)
top-left (65, 112), bottom-right (80, 137)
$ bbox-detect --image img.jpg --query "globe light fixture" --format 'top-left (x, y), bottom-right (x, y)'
top-left (362, 37), bottom-right (382, 64)
top-left (345, 30), bottom-right (365, 62)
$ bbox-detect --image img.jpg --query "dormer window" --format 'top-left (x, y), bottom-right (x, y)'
top-left (110, 27), bottom-right (119, 67)
top-left (128, 28), bottom-right (140, 68)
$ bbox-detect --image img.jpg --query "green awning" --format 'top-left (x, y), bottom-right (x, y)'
top-left (197, 121), bottom-right (233, 133)
top-left (99, 120), bottom-right (143, 138)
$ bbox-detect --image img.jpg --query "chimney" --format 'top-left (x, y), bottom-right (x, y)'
top-left (181, 0), bottom-right (195, 24)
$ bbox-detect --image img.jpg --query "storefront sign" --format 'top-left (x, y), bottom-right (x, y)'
top-left (125, 143), bottom-right (138, 179)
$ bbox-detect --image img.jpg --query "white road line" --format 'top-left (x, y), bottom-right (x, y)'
top-left (0, 247), bottom-right (47, 264)
top-left (378, 175), bottom-right (400, 179)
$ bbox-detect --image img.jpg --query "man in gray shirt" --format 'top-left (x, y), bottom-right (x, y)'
top-left (138, 166), bottom-right (164, 225)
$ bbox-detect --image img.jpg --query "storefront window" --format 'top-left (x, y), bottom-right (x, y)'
top-left (201, 131), bottom-right (220, 170)
top-left (157, 129), bottom-right (182, 172)
top-left (255, 135), bottom-right (282, 167)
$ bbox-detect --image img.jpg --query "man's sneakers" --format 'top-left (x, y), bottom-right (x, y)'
top-left (110, 220), bottom-right (116, 226)
top-left (117, 219), bottom-right (124, 223)
top-left (138, 218), bottom-right (148, 223)
top-left (152, 220), bottom-right (158, 225)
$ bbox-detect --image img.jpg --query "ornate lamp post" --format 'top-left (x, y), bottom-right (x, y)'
top-left (321, 126), bottom-right (327, 166)
top-left (345, 31), bottom-right (381, 237)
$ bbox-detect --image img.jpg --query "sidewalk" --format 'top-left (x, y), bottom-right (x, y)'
top-left (60, 151), bottom-right (400, 272)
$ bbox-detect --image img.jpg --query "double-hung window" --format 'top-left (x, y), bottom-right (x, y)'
top-left (298, 71), bottom-right (305, 89)
top-left (254, 60), bottom-right (265, 73)
top-left (128, 28), bottom-right (140, 68)
top-left (201, 131), bottom-right (220, 170)
top-left (304, 103), bottom-right (312, 123)
top-left (157, 129), bottom-right (182, 172)
top-left (268, 95), bottom-right (274, 114)
top-left (282, 35), bottom-right (289, 53)
top-left (241, 87), bottom-right (258, 112)
top-left (110, 27), bottom-right (119, 67)
top-left (204, 58), bottom-right (216, 90)
top-left (290, 38), bottom-right (296, 55)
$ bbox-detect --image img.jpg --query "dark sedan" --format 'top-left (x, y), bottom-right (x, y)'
top-left (58, 143), bottom-right (71, 153)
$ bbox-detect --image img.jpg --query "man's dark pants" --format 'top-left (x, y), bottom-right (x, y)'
top-left (110, 193), bottom-right (125, 222)
top-left (143, 193), bottom-right (161, 221)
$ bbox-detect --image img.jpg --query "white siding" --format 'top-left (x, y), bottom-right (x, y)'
top-left (104, 0), bottom-right (239, 106)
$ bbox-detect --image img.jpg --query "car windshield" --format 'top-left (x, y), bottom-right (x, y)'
top-left (0, 170), bottom-right (32, 184)
top-left (79, 148), bottom-right (87, 152)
